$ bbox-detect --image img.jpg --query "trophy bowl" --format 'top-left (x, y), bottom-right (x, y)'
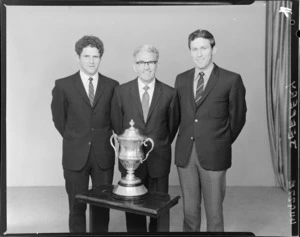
top-left (110, 120), bottom-right (154, 200)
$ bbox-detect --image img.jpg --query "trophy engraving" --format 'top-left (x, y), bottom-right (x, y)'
top-left (110, 119), bottom-right (154, 200)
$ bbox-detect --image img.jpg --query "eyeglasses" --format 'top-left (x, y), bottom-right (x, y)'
top-left (136, 61), bottom-right (157, 67)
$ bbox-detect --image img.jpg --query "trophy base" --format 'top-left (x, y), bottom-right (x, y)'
top-left (112, 179), bottom-right (150, 201)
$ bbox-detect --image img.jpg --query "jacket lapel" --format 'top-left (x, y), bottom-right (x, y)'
top-left (93, 73), bottom-right (107, 107)
top-left (131, 79), bottom-right (144, 120)
top-left (147, 79), bottom-right (162, 122)
top-left (188, 69), bottom-right (197, 112)
top-left (73, 72), bottom-right (91, 106)
top-left (196, 64), bottom-right (219, 109)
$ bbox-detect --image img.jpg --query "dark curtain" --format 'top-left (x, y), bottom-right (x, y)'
top-left (265, 0), bottom-right (292, 191)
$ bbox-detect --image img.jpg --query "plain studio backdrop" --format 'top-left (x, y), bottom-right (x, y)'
top-left (6, 2), bottom-right (274, 188)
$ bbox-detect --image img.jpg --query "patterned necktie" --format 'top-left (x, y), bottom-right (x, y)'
top-left (142, 85), bottom-right (150, 122)
top-left (88, 77), bottom-right (94, 106)
top-left (195, 72), bottom-right (205, 107)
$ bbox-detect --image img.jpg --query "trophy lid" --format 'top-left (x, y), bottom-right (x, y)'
top-left (118, 119), bottom-right (145, 141)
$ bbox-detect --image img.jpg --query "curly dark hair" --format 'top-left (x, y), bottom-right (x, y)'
top-left (188, 29), bottom-right (215, 49)
top-left (75, 35), bottom-right (104, 57)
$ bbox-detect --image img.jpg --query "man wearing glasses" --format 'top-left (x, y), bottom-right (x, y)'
top-left (111, 44), bottom-right (180, 232)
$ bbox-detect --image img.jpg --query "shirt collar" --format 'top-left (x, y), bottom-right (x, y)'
top-left (194, 63), bottom-right (214, 81)
top-left (80, 70), bottom-right (99, 82)
top-left (138, 78), bottom-right (156, 91)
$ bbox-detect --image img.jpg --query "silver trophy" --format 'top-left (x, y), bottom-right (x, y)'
top-left (110, 119), bottom-right (154, 200)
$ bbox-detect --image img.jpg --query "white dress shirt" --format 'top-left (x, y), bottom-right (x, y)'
top-left (138, 78), bottom-right (156, 106)
top-left (80, 70), bottom-right (99, 97)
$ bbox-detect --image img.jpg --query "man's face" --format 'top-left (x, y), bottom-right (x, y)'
top-left (133, 51), bottom-right (158, 84)
top-left (190, 38), bottom-right (216, 70)
top-left (79, 46), bottom-right (101, 76)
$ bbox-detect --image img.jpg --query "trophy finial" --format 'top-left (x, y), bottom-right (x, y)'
top-left (129, 119), bottom-right (135, 127)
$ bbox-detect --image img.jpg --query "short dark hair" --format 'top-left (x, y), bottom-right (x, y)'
top-left (75, 35), bottom-right (104, 57)
top-left (188, 29), bottom-right (215, 49)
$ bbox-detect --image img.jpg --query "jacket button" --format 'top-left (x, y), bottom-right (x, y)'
top-left (195, 119), bottom-right (198, 122)
top-left (88, 142), bottom-right (91, 145)
top-left (191, 137), bottom-right (194, 140)
top-left (91, 128), bottom-right (95, 131)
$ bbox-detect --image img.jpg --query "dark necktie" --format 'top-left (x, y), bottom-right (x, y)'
top-left (195, 72), bottom-right (205, 107)
top-left (142, 85), bottom-right (150, 122)
top-left (88, 77), bottom-right (94, 106)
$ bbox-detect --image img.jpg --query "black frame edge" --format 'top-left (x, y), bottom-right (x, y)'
top-left (0, 1), bottom-right (7, 236)
top-left (290, 0), bottom-right (299, 236)
top-left (0, 0), bottom-right (255, 6)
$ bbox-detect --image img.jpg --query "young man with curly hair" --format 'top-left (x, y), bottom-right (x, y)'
top-left (51, 35), bottom-right (119, 233)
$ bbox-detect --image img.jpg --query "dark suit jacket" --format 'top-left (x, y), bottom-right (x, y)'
top-left (175, 64), bottom-right (247, 171)
top-left (51, 71), bottom-right (119, 171)
top-left (111, 78), bottom-right (180, 178)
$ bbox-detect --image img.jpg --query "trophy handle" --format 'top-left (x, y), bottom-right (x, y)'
top-left (141, 138), bottom-right (154, 163)
top-left (110, 133), bottom-right (119, 158)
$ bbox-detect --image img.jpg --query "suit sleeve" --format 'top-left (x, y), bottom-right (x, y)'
top-left (174, 75), bottom-right (179, 90)
top-left (168, 91), bottom-right (180, 143)
top-left (110, 87), bottom-right (123, 135)
top-left (229, 75), bottom-right (247, 143)
top-left (51, 80), bottom-right (67, 137)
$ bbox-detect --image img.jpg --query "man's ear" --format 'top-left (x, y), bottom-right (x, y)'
top-left (212, 46), bottom-right (217, 55)
top-left (132, 63), bottom-right (138, 73)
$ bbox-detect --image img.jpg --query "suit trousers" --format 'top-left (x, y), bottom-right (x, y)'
top-left (123, 162), bottom-right (169, 232)
top-left (177, 143), bottom-right (226, 232)
top-left (63, 145), bottom-right (114, 233)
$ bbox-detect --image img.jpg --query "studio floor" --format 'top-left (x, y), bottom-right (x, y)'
top-left (5, 186), bottom-right (291, 236)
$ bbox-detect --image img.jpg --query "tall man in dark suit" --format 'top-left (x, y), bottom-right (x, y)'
top-left (175, 29), bottom-right (247, 232)
top-left (51, 35), bottom-right (119, 233)
top-left (111, 44), bottom-right (180, 232)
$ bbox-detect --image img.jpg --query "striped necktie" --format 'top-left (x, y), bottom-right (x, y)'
top-left (195, 72), bottom-right (205, 107)
top-left (142, 85), bottom-right (150, 122)
top-left (88, 77), bottom-right (94, 106)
